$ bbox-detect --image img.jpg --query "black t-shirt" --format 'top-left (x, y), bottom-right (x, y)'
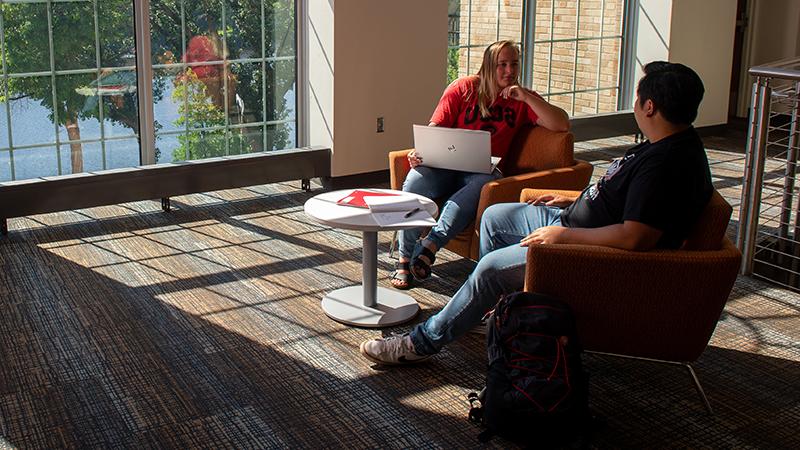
top-left (560, 127), bottom-right (712, 249)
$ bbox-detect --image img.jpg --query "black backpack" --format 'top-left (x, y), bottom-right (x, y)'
top-left (468, 292), bottom-right (591, 447)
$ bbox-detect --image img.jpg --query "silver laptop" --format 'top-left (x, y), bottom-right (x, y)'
top-left (412, 124), bottom-right (499, 174)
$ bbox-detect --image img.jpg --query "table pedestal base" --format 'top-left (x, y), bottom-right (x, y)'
top-left (321, 286), bottom-right (420, 327)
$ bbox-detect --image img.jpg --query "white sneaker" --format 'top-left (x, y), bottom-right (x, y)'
top-left (359, 333), bottom-right (431, 365)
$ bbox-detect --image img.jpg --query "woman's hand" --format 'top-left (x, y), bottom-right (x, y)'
top-left (520, 226), bottom-right (569, 246)
top-left (500, 85), bottom-right (528, 102)
top-left (501, 85), bottom-right (570, 132)
top-left (407, 150), bottom-right (423, 168)
top-left (526, 193), bottom-right (574, 208)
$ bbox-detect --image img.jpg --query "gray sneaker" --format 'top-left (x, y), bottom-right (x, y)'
top-left (359, 333), bottom-right (431, 365)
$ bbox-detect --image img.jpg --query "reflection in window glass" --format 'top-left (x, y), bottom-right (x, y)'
top-left (150, 0), bottom-right (296, 162)
top-left (104, 138), bottom-right (142, 169)
top-left (0, 0), bottom-right (297, 181)
top-left (0, 0), bottom-right (139, 180)
top-left (12, 146), bottom-right (60, 180)
top-left (52, 1), bottom-right (96, 72)
top-left (0, 150), bottom-right (10, 181)
top-left (7, 94), bottom-right (57, 148)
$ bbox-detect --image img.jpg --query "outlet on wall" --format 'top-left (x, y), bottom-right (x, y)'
top-left (376, 117), bottom-right (384, 133)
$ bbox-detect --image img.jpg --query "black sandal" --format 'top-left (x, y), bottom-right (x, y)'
top-left (390, 261), bottom-right (413, 290)
top-left (411, 245), bottom-right (436, 280)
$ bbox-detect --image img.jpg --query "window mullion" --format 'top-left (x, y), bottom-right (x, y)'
top-left (0, 10), bottom-right (16, 181)
top-left (595, 0), bottom-right (606, 114)
top-left (221, 0), bottom-right (230, 156)
top-left (93, 0), bottom-right (107, 169)
top-left (262, 0), bottom-right (268, 151)
top-left (46, 0), bottom-right (63, 175)
top-left (571, 0), bottom-right (581, 116)
top-left (133, 0), bottom-right (156, 165)
top-left (521, 0), bottom-right (536, 89)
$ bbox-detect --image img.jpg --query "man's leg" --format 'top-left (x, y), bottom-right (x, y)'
top-left (409, 243), bottom-right (528, 355)
top-left (360, 202), bottom-right (562, 364)
top-left (410, 203), bottom-right (563, 354)
top-left (479, 203), bottom-right (565, 259)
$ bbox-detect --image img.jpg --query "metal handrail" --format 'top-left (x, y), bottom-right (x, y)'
top-left (749, 57), bottom-right (800, 81)
top-left (738, 57), bottom-right (800, 291)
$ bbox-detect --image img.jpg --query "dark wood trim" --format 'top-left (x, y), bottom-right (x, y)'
top-left (320, 169), bottom-right (390, 191)
top-left (570, 111), bottom-right (639, 142)
top-left (0, 147), bottom-right (331, 232)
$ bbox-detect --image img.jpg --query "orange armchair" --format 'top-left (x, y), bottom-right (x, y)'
top-left (389, 125), bottom-right (593, 260)
top-left (520, 188), bottom-right (742, 414)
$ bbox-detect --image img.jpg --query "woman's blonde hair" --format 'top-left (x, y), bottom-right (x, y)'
top-left (473, 40), bottom-right (520, 118)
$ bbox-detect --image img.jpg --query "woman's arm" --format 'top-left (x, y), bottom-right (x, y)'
top-left (501, 86), bottom-right (570, 132)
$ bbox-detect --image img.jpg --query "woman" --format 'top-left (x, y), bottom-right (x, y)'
top-left (391, 40), bottom-right (570, 289)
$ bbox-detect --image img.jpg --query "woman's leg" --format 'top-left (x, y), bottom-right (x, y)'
top-left (411, 170), bottom-right (502, 279)
top-left (398, 166), bottom-right (457, 258)
top-left (423, 170), bottom-right (501, 251)
top-left (392, 166), bottom-right (457, 288)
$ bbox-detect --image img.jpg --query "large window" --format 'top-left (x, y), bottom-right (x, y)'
top-left (448, 0), bottom-right (629, 117)
top-left (0, 0), bottom-right (296, 182)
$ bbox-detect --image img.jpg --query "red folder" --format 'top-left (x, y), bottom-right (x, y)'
top-left (337, 189), bottom-right (400, 208)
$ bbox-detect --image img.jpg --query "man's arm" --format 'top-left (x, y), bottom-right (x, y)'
top-left (520, 220), bottom-right (663, 251)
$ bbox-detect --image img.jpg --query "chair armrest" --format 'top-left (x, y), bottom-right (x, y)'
top-left (475, 160), bottom-right (592, 226)
top-left (520, 188), bottom-right (582, 203)
top-left (474, 161), bottom-right (593, 239)
top-left (524, 238), bottom-right (741, 361)
top-left (389, 149), bottom-right (413, 191)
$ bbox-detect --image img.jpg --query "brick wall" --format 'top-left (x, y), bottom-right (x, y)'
top-left (454, 0), bottom-right (623, 116)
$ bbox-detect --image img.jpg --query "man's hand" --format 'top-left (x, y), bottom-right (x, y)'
top-left (527, 193), bottom-right (574, 208)
top-left (520, 226), bottom-right (569, 246)
top-left (407, 150), bottom-right (423, 168)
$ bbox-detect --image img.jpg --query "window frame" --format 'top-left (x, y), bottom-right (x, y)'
top-left (448, 0), bottom-right (638, 118)
top-left (0, 0), bottom-right (301, 180)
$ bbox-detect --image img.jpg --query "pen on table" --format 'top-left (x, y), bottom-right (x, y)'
top-left (404, 207), bottom-right (421, 218)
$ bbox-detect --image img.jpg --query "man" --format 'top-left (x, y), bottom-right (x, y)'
top-left (360, 61), bottom-right (712, 365)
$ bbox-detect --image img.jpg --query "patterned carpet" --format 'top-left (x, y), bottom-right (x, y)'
top-left (0, 134), bottom-right (798, 448)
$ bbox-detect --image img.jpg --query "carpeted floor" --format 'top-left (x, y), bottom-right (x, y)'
top-left (0, 128), bottom-right (798, 448)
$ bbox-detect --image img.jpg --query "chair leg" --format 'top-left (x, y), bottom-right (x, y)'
top-left (683, 362), bottom-right (713, 416)
top-left (586, 351), bottom-right (714, 415)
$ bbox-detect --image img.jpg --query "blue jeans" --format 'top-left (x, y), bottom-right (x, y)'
top-left (409, 202), bottom-right (564, 355)
top-left (398, 166), bottom-right (502, 258)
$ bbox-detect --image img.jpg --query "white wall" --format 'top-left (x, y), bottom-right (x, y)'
top-left (634, 0), bottom-right (737, 127)
top-left (748, 0), bottom-right (800, 66)
top-left (737, 0), bottom-right (800, 116)
top-left (307, 0), bottom-right (335, 151)
top-left (635, 0), bottom-right (672, 73)
top-left (668, 0), bottom-right (737, 127)
top-left (305, 0), bottom-right (447, 177)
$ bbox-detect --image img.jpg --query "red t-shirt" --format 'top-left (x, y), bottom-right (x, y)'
top-left (429, 75), bottom-right (540, 158)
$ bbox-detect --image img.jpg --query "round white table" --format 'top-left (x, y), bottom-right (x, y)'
top-left (304, 189), bottom-right (438, 327)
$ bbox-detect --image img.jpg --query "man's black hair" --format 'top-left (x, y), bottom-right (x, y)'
top-left (637, 61), bottom-right (704, 125)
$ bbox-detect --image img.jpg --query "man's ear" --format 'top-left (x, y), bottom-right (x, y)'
top-left (644, 99), bottom-right (656, 117)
